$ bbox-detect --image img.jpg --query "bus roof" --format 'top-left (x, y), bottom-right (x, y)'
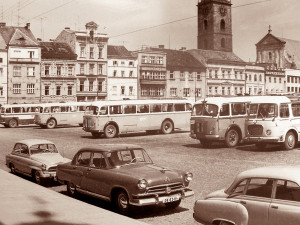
top-left (86, 99), bottom-right (193, 106)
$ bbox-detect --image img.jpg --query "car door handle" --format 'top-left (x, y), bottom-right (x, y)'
top-left (240, 200), bottom-right (246, 204)
top-left (271, 205), bottom-right (278, 209)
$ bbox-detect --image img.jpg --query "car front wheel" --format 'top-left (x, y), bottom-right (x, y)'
top-left (33, 170), bottom-right (42, 185)
top-left (67, 181), bottom-right (77, 197)
top-left (115, 191), bottom-right (130, 214)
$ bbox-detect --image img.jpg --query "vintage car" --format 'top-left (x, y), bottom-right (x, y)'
top-left (193, 166), bottom-right (300, 225)
top-left (56, 144), bottom-right (194, 214)
top-left (5, 139), bottom-right (71, 184)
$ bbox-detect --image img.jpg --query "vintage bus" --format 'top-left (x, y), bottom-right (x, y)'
top-left (82, 99), bottom-right (193, 138)
top-left (190, 97), bottom-right (253, 147)
top-left (245, 96), bottom-right (300, 150)
top-left (0, 103), bottom-right (43, 128)
top-left (34, 102), bottom-right (91, 129)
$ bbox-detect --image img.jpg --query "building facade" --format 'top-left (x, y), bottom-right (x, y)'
top-left (245, 64), bottom-right (265, 95)
top-left (0, 43), bottom-right (7, 105)
top-left (40, 41), bottom-right (77, 103)
top-left (56, 21), bottom-right (108, 102)
top-left (107, 45), bottom-right (138, 100)
top-left (0, 23), bottom-right (41, 104)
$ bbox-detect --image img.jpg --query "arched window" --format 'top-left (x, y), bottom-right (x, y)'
top-left (221, 38), bottom-right (225, 48)
top-left (220, 19), bottom-right (225, 31)
top-left (269, 52), bottom-right (272, 60)
top-left (204, 20), bottom-right (208, 30)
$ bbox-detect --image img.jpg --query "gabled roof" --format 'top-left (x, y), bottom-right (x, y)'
top-left (107, 45), bottom-right (135, 59)
top-left (40, 41), bottom-right (77, 60)
top-left (150, 47), bottom-right (205, 70)
top-left (255, 33), bottom-right (285, 47)
top-left (188, 49), bottom-right (245, 66)
top-left (0, 26), bottom-right (39, 47)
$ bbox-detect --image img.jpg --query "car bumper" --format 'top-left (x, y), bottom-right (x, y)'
top-left (130, 189), bottom-right (194, 206)
top-left (190, 133), bottom-right (220, 140)
top-left (244, 136), bottom-right (282, 143)
top-left (40, 171), bottom-right (57, 181)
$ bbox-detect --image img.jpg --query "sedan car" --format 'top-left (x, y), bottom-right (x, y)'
top-left (6, 139), bottom-right (71, 185)
top-left (193, 166), bottom-right (300, 225)
top-left (57, 144), bottom-right (194, 214)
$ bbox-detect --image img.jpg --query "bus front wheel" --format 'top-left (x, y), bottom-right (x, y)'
top-left (46, 118), bottom-right (56, 129)
top-left (284, 131), bottom-right (296, 150)
top-left (8, 119), bottom-right (18, 128)
top-left (161, 120), bottom-right (173, 134)
top-left (225, 129), bottom-right (240, 148)
top-left (104, 124), bottom-right (117, 138)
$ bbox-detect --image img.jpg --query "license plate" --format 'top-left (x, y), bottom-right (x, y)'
top-left (162, 195), bottom-right (180, 203)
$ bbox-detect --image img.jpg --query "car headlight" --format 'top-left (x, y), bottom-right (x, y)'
top-left (185, 172), bottom-right (193, 182)
top-left (137, 179), bottom-right (147, 189)
top-left (266, 129), bottom-right (272, 135)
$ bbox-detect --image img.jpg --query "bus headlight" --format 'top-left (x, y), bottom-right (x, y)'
top-left (185, 172), bottom-right (193, 182)
top-left (137, 179), bottom-right (147, 189)
top-left (266, 129), bottom-right (272, 136)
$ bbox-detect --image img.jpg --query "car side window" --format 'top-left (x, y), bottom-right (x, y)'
top-left (220, 104), bottom-right (229, 116)
top-left (76, 152), bottom-right (91, 167)
top-left (231, 179), bottom-right (248, 195)
top-left (91, 152), bottom-right (106, 169)
top-left (275, 180), bottom-right (300, 202)
top-left (245, 178), bottom-right (273, 198)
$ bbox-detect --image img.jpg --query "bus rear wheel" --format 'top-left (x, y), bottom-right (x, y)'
top-left (225, 129), bottom-right (239, 148)
top-left (104, 124), bottom-right (117, 138)
top-left (46, 118), bottom-right (56, 129)
top-left (161, 120), bottom-right (173, 134)
top-left (8, 119), bottom-right (18, 128)
top-left (284, 131), bottom-right (296, 150)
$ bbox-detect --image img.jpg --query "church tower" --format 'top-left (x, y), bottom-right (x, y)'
top-left (197, 0), bottom-right (232, 52)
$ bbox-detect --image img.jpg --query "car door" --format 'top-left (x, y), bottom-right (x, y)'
top-left (229, 178), bottom-right (272, 225)
top-left (12, 143), bottom-right (31, 175)
top-left (269, 180), bottom-right (300, 225)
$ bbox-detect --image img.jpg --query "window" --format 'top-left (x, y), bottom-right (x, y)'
top-left (98, 64), bottom-right (103, 75)
top-left (269, 52), bottom-right (272, 60)
top-left (13, 66), bottom-right (21, 76)
top-left (150, 56), bottom-right (155, 64)
top-left (158, 57), bottom-right (163, 64)
top-left (180, 72), bottom-right (185, 80)
top-left (231, 179), bottom-right (247, 195)
top-left (275, 180), bottom-right (300, 202)
top-left (123, 105), bottom-right (136, 114)
top-left (45, 86), bottom-right (49, 96)
top-left (89, 64), bottom-right (94, 75)
top-left (129, 71), bottom-right (133, 77)
top-left (174, 104), bottom-right (185, 112)
top-left (27, 67), bottom-right (35, 76)
top-left (110, 105), bottom-right (122, 114)
top-left (196, 88), bottom-right (201, 97)
top-left (183, 88), bottom-right (190, 97)
top-left (129, 61), bottom-right (134, 66)
top-left (170, 88), bottom-right (177, 97)
top-left (13, 84), bottom-right (21, 94)
top-left (141, 88), bottom-right (148, 96)
top-left (89, 81), bottom-right (93, 91)
top-left (149, 88), bottom-right (155, 96)
top-left (98, 48), bottom-right (102, 59)
top-left (57, 65), bottom-right (62, 76)
top-left (220, 19), bottom-right (225, 31)
top-left (129, 86), bottom-right (133, 95)
top-left (113, 70), bottom-right (117, 77)
top-left (68, 65), bottom-right (73, 76)
top-left (137, 104), bottom-right (149, 113)
top-left (98, 82), bottom-right (103, 92)
top-left (197, 73), bottom-right (201, 80)
top-left (142, 56), bottom-right (147, 63)
top-left (79, 80), bottom-right (84, 92)
top-left (245, 178), bottom-right (273, 198)
top-left (157, 88), bottom-right (163, 96)
top-left (89, 47), bottom-right (94, 59)
top-left (162, 103), bottom-right (173, 112)
top-left (44, 65), bottom-right (50, 76)
top-left (76, 152), bottom-right (91, 166)
top-left (91, 152), bottom-right (106, 169)
top-left (221, 38), bottom-right (225, 48)
top-left (0, 86), bottom-right (3, 96)
top-left (220, 104), bottom-right (230, 116)
top-left (80, 64), bottom-right (85, 74)
top-left (189, 73), bottom-right (193, 80)
top-left (170, 72), bottom-right (174, 79)
top-left (113, 61), bottom-right (118, 66)
top-left (27, 84), bottom-right (35, 94)
top-left (80, 46), bottom-right (85, 57)
top-left (56, 86), bottom-right (61, 95)
top-left (68, 86), bottom-right (72, 95)
top-left (292, 103), bottom-right (300, 117)
top-left (150, 104), bottom-right (161, 113)
top-left (231, 103), bottom-right (247, 115)
top-left (121, 71), bottom-right (125, 77)
top-left (121, 86), bottom-right (125, 95)
top-left (280, 103), bottom-right (290, 118)
top-left (29, 51), bottom-right (34, 58)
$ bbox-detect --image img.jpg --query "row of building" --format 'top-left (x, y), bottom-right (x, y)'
top-left (1, 0), bottom-right (300, 105)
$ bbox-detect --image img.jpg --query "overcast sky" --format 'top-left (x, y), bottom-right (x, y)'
top-left (1, 0), bottom-right (300, 62)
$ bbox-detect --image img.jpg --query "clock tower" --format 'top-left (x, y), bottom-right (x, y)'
top-left (197, 0), bottom-right (232, 52)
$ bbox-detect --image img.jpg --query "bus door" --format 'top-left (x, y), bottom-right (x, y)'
top-left (137, 104), bottom-right (150, 131)
top-left (218, 103), bottom-right (231, 137)
top-left (230, 102), bottom-right (248, 137)
top-left (122, 105), bottom-right (138, 132)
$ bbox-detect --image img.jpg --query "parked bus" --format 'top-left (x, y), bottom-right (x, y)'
top-left (190, 97), bottom-right (253, 147)
top-left (82, 99), bottom-right (193, 138)
top-left (0, 103), bottom-right (43, 128)
top-left (34, 102), bottom-right (90, 129)
top-left (245, 95), bottom-right (300, 150)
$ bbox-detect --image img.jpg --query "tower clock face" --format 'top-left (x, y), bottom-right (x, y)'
top-left (219, 6), bottom-right (227, 17)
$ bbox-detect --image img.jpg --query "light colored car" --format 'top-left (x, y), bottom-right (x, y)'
top-left (57, 144), bottom-right (194, 214)
top-left (194, 166), bottom-right (300, 225)
top-left (6, 139), bottom-right (71, 184)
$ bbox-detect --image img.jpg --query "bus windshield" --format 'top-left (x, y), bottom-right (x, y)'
top-left (257, 103), bottom-right (278, 118)
top-left (192, 103), bottom-right (218, 117)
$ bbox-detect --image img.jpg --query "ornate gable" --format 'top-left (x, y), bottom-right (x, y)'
top-left (9, 29), bottom-right (38, 46)
top-left (256, 33), bottom-right (285, 48)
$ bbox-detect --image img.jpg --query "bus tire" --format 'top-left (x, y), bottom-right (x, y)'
top-left (225, 129), bottom-right (240, 148)
top-left (91, 132), bottom-right (102, 138)
top-left (8, 119), bottom-right (18, 128)
top-left (104, 124), bottom-right (118, 138)
top-left (161, 120), bottom-right (173, 134)
top-left (46, 118), bottom-right (56, 129)
top-left (284, 131), bottom-right (296, 150)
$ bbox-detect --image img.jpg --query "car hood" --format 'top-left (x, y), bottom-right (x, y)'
top-left (30, 153), bottom-right (71, 166)
top-left (115, 163), bottom-right (184, 186)
top-left (205, 188), bottom-right (228, 200)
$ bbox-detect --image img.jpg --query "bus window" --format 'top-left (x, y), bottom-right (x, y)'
top-left (231, 103), bottom-right (246, 115)
top-left (137, 104), bottom-right (149, 113)
top-left (5, 108), bottom-right (11, 113)
top-left (12, 107), bottom-right (21, 113)
top-left (124, 105), bottom-right (136, 114)
top-left (193, 104), bottom-right (218, 117)
top-left (51, 106), bottom-right (60, 113)
top-left (280, 104), bottom-right (289, 118)
top-left (186, 103), bottom-right (192, 111)
top-left (78, 106), bottom-right (86, 112)
top-left (258, 104), bottom-right (277, 118)
top-left (70, 106), bottom-right (77, 112)
top-left (150, 104), bottom-right (161, 113)
top-left (220, 104), bottom-right (230, 116)
top-left (162, 103), bottom-right (173, 112)
top-left (110, 105), bottom-right (122, 114)
top-left (99, 106), bottom-right (108, 115)
top-left (249, 104), bottom-right (258, 118)
top-left (174, 104), bottom-right (185, 112)
top-left (292, 103), bottom-right (300, 117)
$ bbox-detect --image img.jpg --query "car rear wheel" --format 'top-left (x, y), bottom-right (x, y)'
top-left (115, 191), bottom-right (130, 214)
top-left (10, 163), bottom-right (16, 174)
top-left (104, 124), bottom-right (117, 138)
top-left (284, 131), bottom-right (296, 150)
top-left (67, 181), bottom-right (77, 197)
top-left (8, 119), bottom-right (18, 128)
top-left (161, 120), bottom-right (173, 134)
top-left (33, 170), bottom-right (42, 185)
top-left (165, 199), bottom-right (181, 209)
top-left (46, 118), bottom-right (56, 129)
top-left (225, 129), bottom-right (239, 147)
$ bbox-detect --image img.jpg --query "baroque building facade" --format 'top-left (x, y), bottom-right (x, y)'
top-left (0, 38), bottom-right (7, 105)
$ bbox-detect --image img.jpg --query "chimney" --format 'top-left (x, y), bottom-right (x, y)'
top-left (25, 23), bottom-right (30, 29)
top-left (158, 45), bottom-right (165, 49)
top-left (0, 22), bottom-right (6, 28)
top-left (37, 38), bottom-right (42, 41)
top-left (65, 27), bottom-right (70, 30)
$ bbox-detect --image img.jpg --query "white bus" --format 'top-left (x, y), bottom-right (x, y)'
top-left (82, 99), bottom-right (193, 138)
top-left (34, 102), bottom-right (91, 129)
top-left (0, 103), bottom-right (42, 128)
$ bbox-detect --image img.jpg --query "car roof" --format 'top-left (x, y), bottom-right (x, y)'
top-left (235, 166), bottom-right (300, 184)
top-left (16, 139), bottom-right (55, 146)
top-left (78, 144), bottom-right (144, 153)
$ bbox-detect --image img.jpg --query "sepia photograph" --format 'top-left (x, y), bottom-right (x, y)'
top-left (1, 0), bottom-right (300, 225)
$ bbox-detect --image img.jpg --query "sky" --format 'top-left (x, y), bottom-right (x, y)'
top-left (1, 0), bottom-right (300, 62)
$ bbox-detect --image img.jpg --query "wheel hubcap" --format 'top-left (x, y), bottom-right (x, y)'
top-left (119, 196), bottom-right (128, 209)
top-left (287, 135), bottom-right (295, 148)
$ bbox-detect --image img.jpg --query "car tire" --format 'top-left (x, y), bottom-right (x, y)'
top-left (91, 132), bottom-right (102, 138)
top-left (161, 120), bottom-right (173, 134)
top-left (284, 131), bottom-right (296, 150)
top-left (67, 182), bottom-right (77, 196)
top-left (33, 170), bottom-right (42, 185)
top-left (104, 124), bottom-right (117, 138)
top-left (115, 190), bottom-right (130, 214)
top-left (8, 119), bottom-right (18, 128)
top-left (165, 199), bottom-right (181, 209)
top-left (46, 118), bottom-right (56, 129)
top-left (225, 129), bottom-right (239, 147)
top-left (10, 163), bottom-right (16, 174)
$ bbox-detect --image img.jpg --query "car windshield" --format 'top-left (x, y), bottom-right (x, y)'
top-left (192, 103), bottom-right (218, 117)
top-left (30, 144), bottom-right (58, 154)
top-left (107, 149), bottom-right (152, 167)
